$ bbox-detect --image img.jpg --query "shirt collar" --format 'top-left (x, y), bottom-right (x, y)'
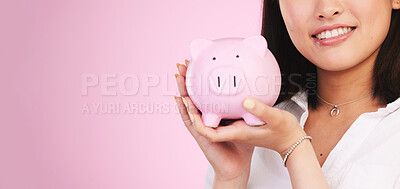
top-left (290, 90), bottom-right (308, 112)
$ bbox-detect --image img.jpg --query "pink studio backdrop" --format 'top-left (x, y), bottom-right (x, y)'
top-left (0, 0), bottom-right (263, 188)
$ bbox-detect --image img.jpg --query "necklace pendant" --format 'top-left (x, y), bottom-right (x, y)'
top-left (330, 106), bottom-right (339, 117)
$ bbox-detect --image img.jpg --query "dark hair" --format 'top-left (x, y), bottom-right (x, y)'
top-left (262, 0), bottom-right (400, 110)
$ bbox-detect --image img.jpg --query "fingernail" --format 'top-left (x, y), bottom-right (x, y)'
top-left (182, 97), bottom-right (188, 108)
top-left (176, 63), bottom-right (180, 70)
top-left (175, 73), bottom-right (179, 79)
top-left (243, 98), bottom-right (255, 110)
top-left (174, 95), bottom-right (177, 100)
top-left (185, 59), bottom-right (189, 66)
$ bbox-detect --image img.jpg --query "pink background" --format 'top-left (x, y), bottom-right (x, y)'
top-left (0, 0), bottom-right (263, 188)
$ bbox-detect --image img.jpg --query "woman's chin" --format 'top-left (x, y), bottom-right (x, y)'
top-left (314, 61), bottom-right (359, 72)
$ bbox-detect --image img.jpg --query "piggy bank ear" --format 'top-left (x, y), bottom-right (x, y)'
top-left (190, 39), bottom-right (213, 59)
top-left (243, 35), bottom-right (268, 57)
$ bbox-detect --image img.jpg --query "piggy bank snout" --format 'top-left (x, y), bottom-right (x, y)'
top-left (209, 67), bottom-right (246, 95)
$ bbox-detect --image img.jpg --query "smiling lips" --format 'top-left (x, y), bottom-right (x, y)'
top-left (313, 27), bottom-right (355, 40)
top-left (311, 25), bottom-right (357, 46)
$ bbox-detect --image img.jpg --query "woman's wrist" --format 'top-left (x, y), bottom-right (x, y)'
top-left (282, 136), bottom-right (313, 167)
top-left (279, 131), bottom-right (308, 160)
top-left (284, 138), bottom-right (330, 188)
top-left (284, 137), bottom-right (313, 166)
top-left (213, 174), bottom-right (249, 189)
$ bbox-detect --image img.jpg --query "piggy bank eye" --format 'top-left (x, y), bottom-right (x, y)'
top-left (236, 55), bottom-right (240, 58)
top-left (213, 57), bottom-right (216, 60)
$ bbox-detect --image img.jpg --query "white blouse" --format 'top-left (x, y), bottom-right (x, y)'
top-left (204, 90), bottom-right (400, 189)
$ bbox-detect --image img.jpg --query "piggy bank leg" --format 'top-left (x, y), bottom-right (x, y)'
top-left (202, 113), bottom-right (222, 128)
top-left (242, 112), bottom-right (265, 126)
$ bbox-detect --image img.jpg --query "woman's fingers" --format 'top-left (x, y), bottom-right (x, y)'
top-left (184, 97), bottom-right (251, 143)
top-left (175, 74), bottom-right (189, 97)
top-left (175, 96), bottom-right (201, 140)
top-left (182, 96), bottom-right (271, 144)
top-left (175, 60), bottom-right (190, 97)
top-left (184, 97), bottom-right (219, 140)
top-left (177, 61), bottom-right (188, 77)
top-left (242, 97), bottom-right (284, 126)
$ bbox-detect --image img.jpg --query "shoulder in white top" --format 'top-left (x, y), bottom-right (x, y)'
top-left (204, 90), bottom-right (400, 189)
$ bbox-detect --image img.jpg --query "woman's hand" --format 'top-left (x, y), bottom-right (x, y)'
top-left (187, 94), bottom-right (307, 158)
top-left (174, 60), bottom-right (254, 187)
top-left (175, 60), bottom-right (306, 158)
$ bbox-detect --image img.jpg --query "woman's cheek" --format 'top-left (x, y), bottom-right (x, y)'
top-left (280, 0), bottom-right (312, 24)
top-left (280, 1), bottom-right (312, 43)
top-left (355, 2), bottom-right (391, 57)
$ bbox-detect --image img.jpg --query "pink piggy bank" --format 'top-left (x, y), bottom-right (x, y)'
top-left (186, 35), bottom-right (281, 128)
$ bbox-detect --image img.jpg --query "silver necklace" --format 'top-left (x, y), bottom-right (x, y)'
top-left (316, 92), bottom-right (373, 117)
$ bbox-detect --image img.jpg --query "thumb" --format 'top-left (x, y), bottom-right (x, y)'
top-left (242, 97), bottom-right (283, 126)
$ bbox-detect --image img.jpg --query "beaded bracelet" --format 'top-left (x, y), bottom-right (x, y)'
top-left (283, 136), bottom-right (312, 167)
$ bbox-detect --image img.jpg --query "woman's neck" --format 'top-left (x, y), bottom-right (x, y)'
top-left (313, 48), bottom-right (386, 117)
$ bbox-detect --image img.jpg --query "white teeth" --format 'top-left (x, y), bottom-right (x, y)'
top-left (314, 27), bottom-right (354, 40)
top-left (338, 28), bottom-right (344, 35)
top-left (325, 30), bottom-right (332, 38)
top-left (331, 29), bottom-right (338, 37)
